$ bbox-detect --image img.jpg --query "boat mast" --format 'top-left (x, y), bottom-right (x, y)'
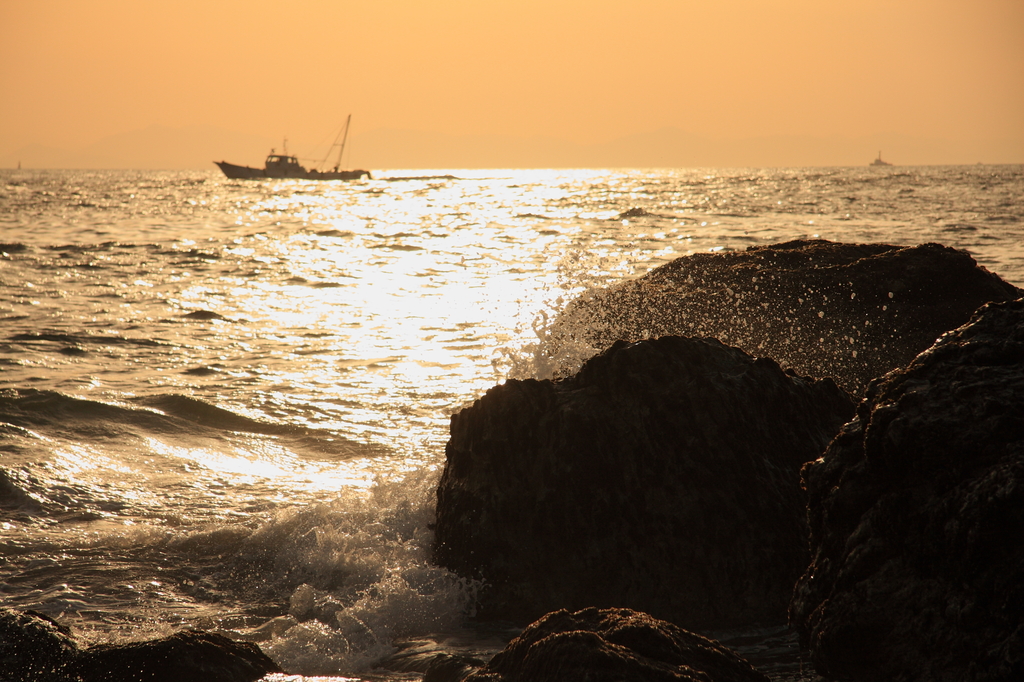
top-left (333, 115), bottom-right (352, 171)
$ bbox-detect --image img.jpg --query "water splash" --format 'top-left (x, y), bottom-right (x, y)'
top-left (495, 245), bottom-right (641, 381)
top-left (230, 471), bottom-right (482, 675)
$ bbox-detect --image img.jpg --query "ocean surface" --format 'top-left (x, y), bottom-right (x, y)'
top-left (1, 165), bottom-right (1022, 680)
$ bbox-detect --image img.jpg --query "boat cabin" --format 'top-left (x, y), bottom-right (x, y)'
top-left (265, 154), bottom-right (305, 174)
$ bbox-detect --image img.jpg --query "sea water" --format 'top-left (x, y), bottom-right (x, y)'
top-left (1, 166), bottom-right (1022, 680)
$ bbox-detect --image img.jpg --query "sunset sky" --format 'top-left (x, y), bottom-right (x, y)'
top-left (2, 0), bottom-right (1022, 168)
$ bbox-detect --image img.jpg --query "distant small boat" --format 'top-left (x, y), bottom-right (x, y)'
top-left (215, 115), bottom-right (371, 180)
top-left (870, 151), bottom-right (892, 167)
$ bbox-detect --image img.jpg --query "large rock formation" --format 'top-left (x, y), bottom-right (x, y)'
top-left (552, 240), bottom-right (1021, 395)
top-left (789, 298), bottom-right (1024, 682)
top-left (433, 335), bottom-right (854, 629)
top-left (424, 607), bottom-right (770, 682)
top-left (0, 608), bottom-right (281, 682)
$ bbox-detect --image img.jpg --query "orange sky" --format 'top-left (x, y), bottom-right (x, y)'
top-left (2, 0), bottom-right (1022, 167)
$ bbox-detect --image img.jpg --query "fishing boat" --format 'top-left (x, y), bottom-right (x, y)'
top-left (215, 115), bottom-right (371, 180)
top-left (870, 151), bottom-right (892, 167)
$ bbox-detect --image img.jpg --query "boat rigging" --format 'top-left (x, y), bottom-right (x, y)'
top-left (214, 116), bottom-right (371, 180)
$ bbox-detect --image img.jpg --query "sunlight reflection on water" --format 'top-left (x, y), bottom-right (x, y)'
top-left (0, 166), bottom-right (1021, 678)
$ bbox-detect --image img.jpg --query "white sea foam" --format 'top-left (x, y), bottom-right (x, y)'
top-left (243, 471), bottom-right (482, 674)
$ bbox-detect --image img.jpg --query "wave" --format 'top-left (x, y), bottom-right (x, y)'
top-left (177, 310), bottom-right (232, 321)
top-left (0, 387), bottom-right (380, 477)
top-left (384, 175), bottom-right (460, 182)
top-left (0, 467), bottom-right (45, 513)
top-left (224, 471), bottom-right (482, 674)
top-left (9, 331), bottom-right (168, 348)
top-left (0, 389), bottom-right (378, 458)
top-left (2, 463), bottom-right (481, 675)
top-left (0, 389), bottom-right (239, 438)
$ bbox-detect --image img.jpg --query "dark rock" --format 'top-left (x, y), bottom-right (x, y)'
top-left (789, 298), bottom-right (1024, 682)
top-left (553, 240), bottom-right (1021, 396)
top-left (433, 335), bottom-right (854, 629)
top-left (445, 607), bottom-right (770, 682)
top-left (0, 608), bottom-right (78, 681)
top-left (0, 609), bottom-right (281, 682)
top-left (69, 629), bottom-right (281, 682)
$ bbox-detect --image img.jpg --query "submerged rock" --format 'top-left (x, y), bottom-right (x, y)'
top-left (424, 607), bottom-right (770, 682)
top-left (789, 298), bottom-right (1024, 682)
top-left (0, 608), bottom-right (281, 682)
top-left (552, 240), bottom-right (1021, 395)
top-left (433, 335), bottom-right (854, 629)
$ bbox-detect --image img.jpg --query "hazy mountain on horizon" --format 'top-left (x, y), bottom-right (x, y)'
top-left (3, 125), bottom-right (1022, 170)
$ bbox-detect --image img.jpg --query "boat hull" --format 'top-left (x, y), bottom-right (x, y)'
top-left (215, 161), bottom-right (266, 179)
top-left (214, 160), bottom-right (371, 180)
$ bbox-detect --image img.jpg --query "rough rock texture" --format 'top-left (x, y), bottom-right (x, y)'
top-left (0, 608), bottom-right (281, 682)
top-left (789, 298), bottom-right (1024, 682)
top-left (424, 607), bottom-right (770, 682)
top-left (552, 240), bottom-right (1021, 396)
top-left (433, 335), bottom-right (854, 629)
top-left (0, 608), bottom-right (78, 681)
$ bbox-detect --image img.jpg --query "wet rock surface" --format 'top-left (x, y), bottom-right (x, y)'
top-left (0, 608), bottom-right (281, 682)
top-left (433, 335), bottom-right (854, 629)
top-left (424, 607), bottom-right (771, 682)
top-left (381, 623), bottom-right (824, 682)
top-left (553, 240), bottom-right (1021, 395)
top-left (789, 298), bottom-right (1024, 682)
top-left (0, 609), bottom-right (78, 681)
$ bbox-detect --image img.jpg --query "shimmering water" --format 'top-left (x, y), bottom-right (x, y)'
top-left (1, 165), bottom-right (1022, 679)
